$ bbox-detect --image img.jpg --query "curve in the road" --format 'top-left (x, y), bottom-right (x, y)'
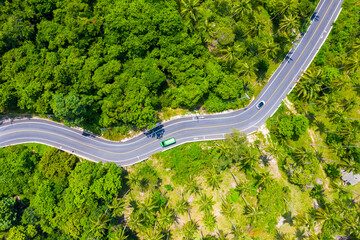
top-left (0, 0), bottom-right (343, 166)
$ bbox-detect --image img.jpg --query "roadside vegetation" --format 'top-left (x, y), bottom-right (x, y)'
top-left (1, 0), bottom-right (360, 239)
top-left (0, 0), bottom-right (318, 134)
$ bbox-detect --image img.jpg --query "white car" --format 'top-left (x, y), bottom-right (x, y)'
top-left (256, 101), bottom-right (265, 109)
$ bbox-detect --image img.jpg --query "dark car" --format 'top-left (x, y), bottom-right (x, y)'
top-left (256, 101), bottom-right (265, 109)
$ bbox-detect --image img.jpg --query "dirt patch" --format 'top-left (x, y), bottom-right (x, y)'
top-left (308, 129), bottom-right (317, 144)
top-left (283, 97), bottom-right (298, 115)
top-left (267, 153), bottom-right (282, 179)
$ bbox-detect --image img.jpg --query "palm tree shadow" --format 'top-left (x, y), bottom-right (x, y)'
top-left (315, 120), bottom-right (326, 134)
top-left (310, 12), bottom-right (320, 21)
top-left (285, 55), bottom-right (294, 63)
top-left (283, 211), bottom-right (295, 226)
top-left (295, 228), bottom-right (306, 240)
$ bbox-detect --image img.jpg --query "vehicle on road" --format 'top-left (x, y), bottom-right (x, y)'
top-left (160, 137), bottom-right (176, 147)
top-left (256, 101), bottom-right (265, 109)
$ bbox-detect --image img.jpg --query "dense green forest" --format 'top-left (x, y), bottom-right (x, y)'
top-left (0, 0), bottom-right (318, 131)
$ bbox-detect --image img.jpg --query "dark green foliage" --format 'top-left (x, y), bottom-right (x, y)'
top-left (283, 148), bottom-right (320, 188)
top-left (0, 0), bottom-right (316, 131)
top-left (270, 113), bottom-right (309, 141)
top-left (0, 146), bottom-right (40, 197)
top-left (0, 145), bottom-right (126, 239)
top-left (0, 198), bottom-right (17, 231)
top-left (324, 164), bottom-right (341, 180)
top-left (37, 148), bottom-right (77, 187)
top-left (277, 115), bottom-right (294, 139)
top-left (293, 115), bottom-right (309, 137)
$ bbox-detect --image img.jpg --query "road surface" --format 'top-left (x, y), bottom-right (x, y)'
top-left (0, 0), bottom-right (343, 166)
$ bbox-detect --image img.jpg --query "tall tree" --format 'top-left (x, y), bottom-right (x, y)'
top-left (181, 220), bottom-right (199, 239)
top-left (296, 69), bottom-right (324, 101)
top-left (232, 0), bottom-right (252, 19)
top-left (197, 194), bottom-right (215, 214)
top-left (180, 0), bottom-right (200, 24)
top-left (204, 168), bottom-right (222, 190)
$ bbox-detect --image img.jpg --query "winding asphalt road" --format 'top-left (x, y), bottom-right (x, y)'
top-left (0, 0), bottom-right (343, 166)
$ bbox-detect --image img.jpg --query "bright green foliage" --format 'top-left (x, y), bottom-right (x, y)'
top-left (284, 147), bottom-right (320, 188)
top-left (203, 212), bottom-right (216, 231)
top-left (37, 147), bottom-right (77, 187)
top-left (0, 198), bottom-right (17, 231)
top-left (278, 115), bottom-right (294, 139)
top-left (271, 113), bottom-right (309, 140)
top-left (257, 181), bottom-right (286, 229)
top-left (181, 220), bottom-right (198, 239)
top-left (0, 146), bottom-right (39, 197)
top-left (7, 225), bottom-right (38, 240)
top-left (293, 115), bottom-right (309, 137)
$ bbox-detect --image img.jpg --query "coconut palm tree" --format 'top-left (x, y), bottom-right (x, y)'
top-left (110, 224), bottom-right (128, 240)
top-left (258, 40), bottom-right (281, 59)
top-left (296, 69), bottom-right (324, 101)
top-left (295, 212), bottom-right (315, 234)
top-left (294, 147), bottom-right (316, 165)
top-left (247, 14), bottom-right (266, 37)
top-left (138, 197), bottom-right (157, 225)
top-left (329, 142), bottom-right (346, 158)
top-left (330, 181), bottom-right (352, 199)
top-left (244, 201), bottom-right (263, 225)
top-left (143, 227), bottom-right (165, 240)
top-left (180, 0), bottom-right (201, 24)
top-left (235, 179), bottom-right (255, 197)
top-left (220, 199), bottom-right (235, 219)
top-left (316, 94), bottom-right (337, 112)
top-left (175, 197), bottom-right (190, 215)
top-left (218, 45), bottom-right (243, 70)
top-left (329, 109), bottom-right (345, 124)
top-left (216, 226), bottom-right (228, 240)
top-left (265, 141), bottom-right (285, 159)
top-left (197, 193), bottom-right (215, 214)
top-left (313, 204), bottom-right (342, 229)
top-left (129, 211), bottom-right (143, 231)
top-left (239, 61), bottom-right (258, 77)
top-left (337, 156), bottom-right (360, 174)
top-left (157, 206), bottom-right (175, 230)
top-left (344, 213), bottom-right (360, 239)
top-left (332, 74), bottom-right (352, 92)
top-left (196, 18), bottom-right (216, 41)
top-left (343, 54), bottom-right (359, 73)
top-left (340, 121), bottom-right (360, 144)
top-left (108, 196), bottom-right (126, 218)
top-left (341, 96), bottom-right (359, 112)
top-left (239, 147), bottom-right (260, 171)
top-left (185, 175), bottom-right (201, 196)
top-left (276, 0), bottom-right (299, 17)
top-left (279, 14), bottom-right (299, 35)
top-left (255, 170), bottom-right (274, 188)
top-left (203, 212), bottom-right (216, 231)
top-left (204, 168), bottom-right (222, 190)
top-left (215, 140), bottom-right (232, 161)
top-left (232, 0), bottom-right (252, 19)
top-left (89, 212), bottom-right (111, 239)
top-left (181, 220), bottom-right (199, 239)
top-left (231, 225), bottom-right (249, 239)
top-left (127, 173), bottom-right (140, 190)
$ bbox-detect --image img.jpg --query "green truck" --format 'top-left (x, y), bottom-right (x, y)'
top-left (160, 137), bottom-right (176, 147)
